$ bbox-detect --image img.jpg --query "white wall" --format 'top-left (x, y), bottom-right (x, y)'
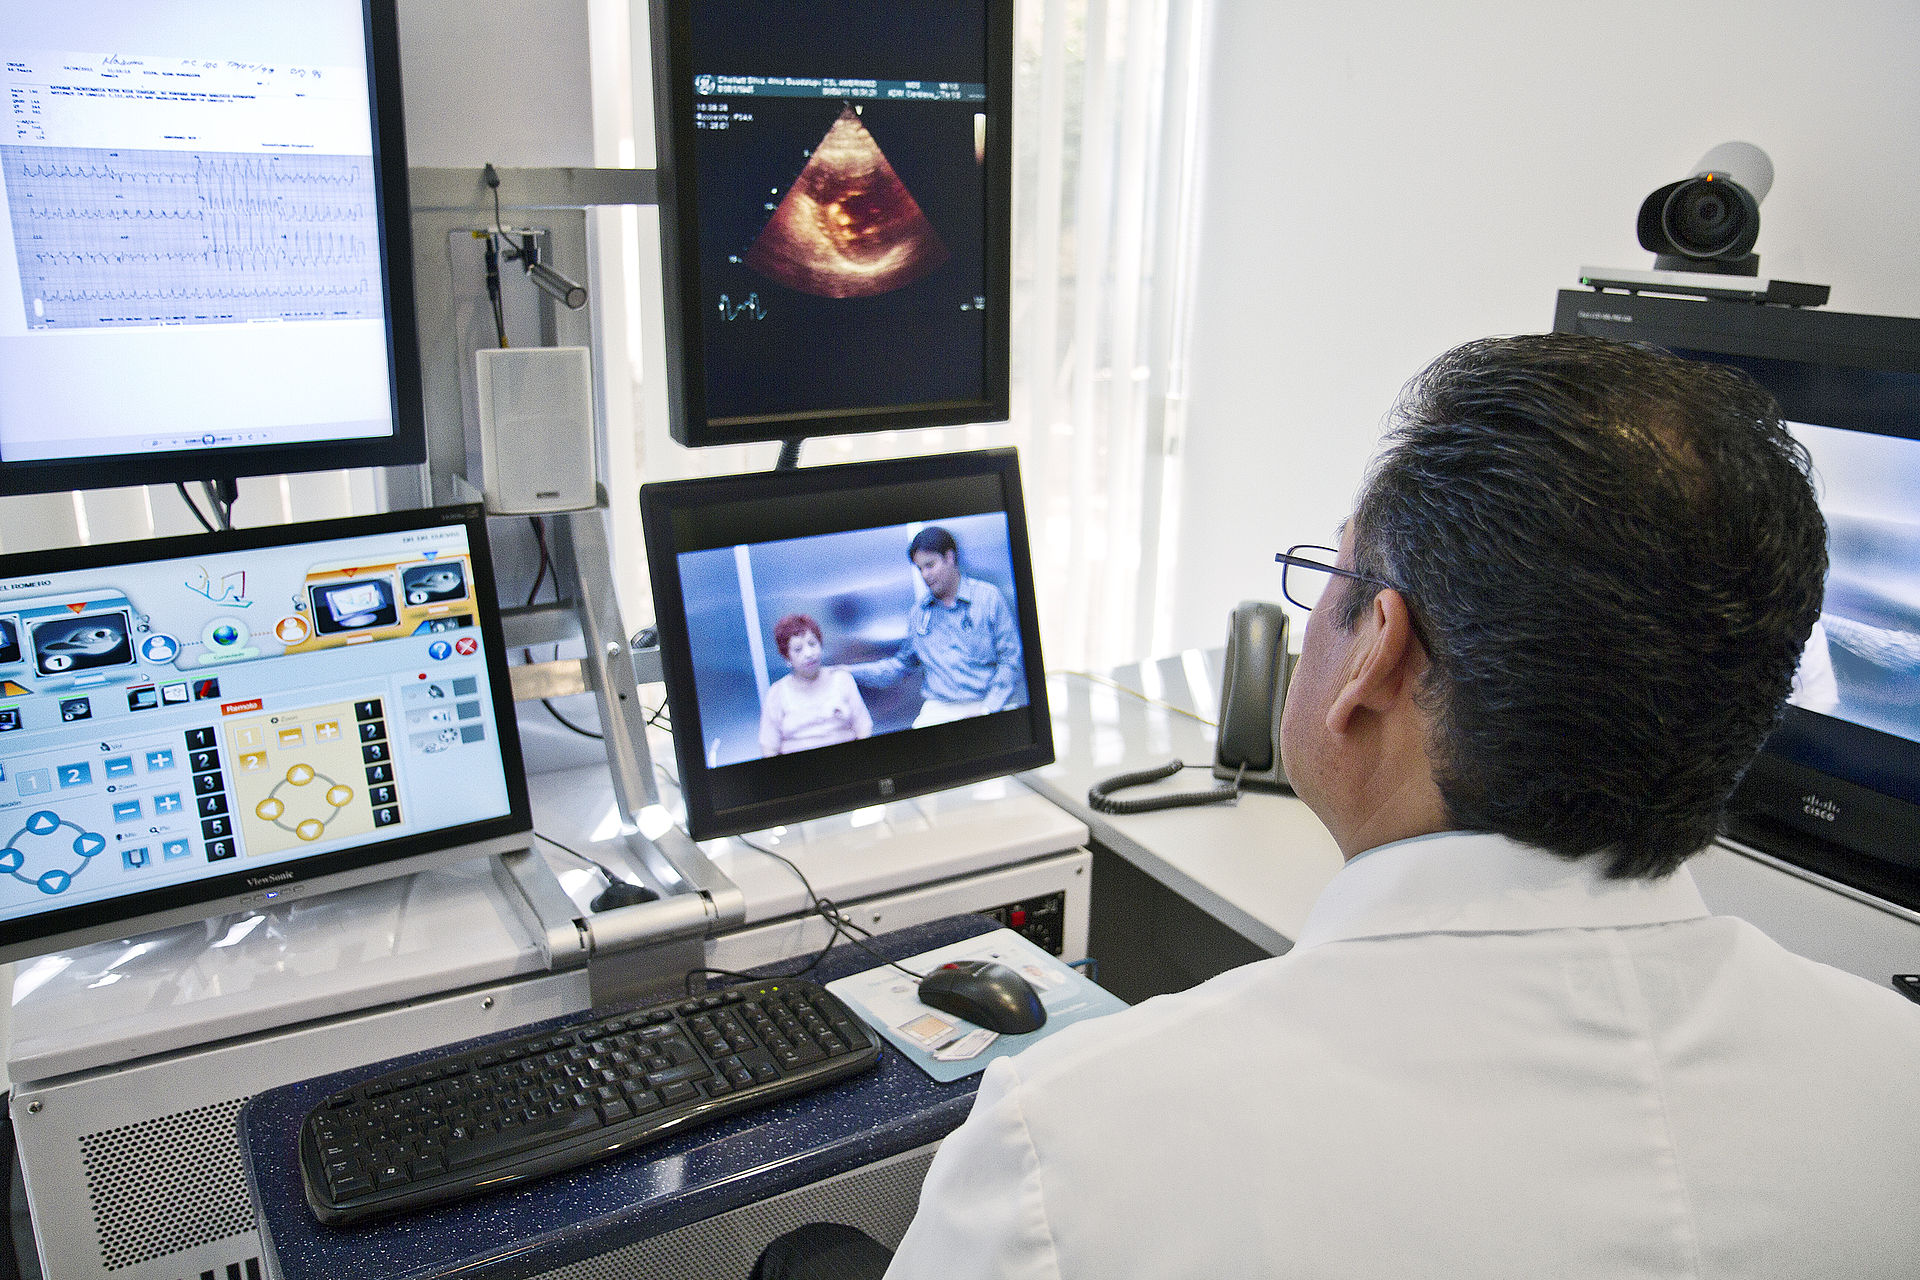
top-left (1167, 0), bottom-right (1920, 650)
top-left (394, 0), bottom-right (595, 168)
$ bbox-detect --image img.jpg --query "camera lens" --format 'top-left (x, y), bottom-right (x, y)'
top-left (1661, 178), bottom-right (1751, 257)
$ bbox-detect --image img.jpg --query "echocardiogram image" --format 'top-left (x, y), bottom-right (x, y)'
top-left (744, 105), bottom-right (951, 299)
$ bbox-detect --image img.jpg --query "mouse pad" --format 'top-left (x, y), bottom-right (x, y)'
top-left (827, 928), bottom-right (1130, 1082)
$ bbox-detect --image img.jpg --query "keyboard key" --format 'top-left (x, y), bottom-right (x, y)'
top-left (445, 1108), bottom-right (600, 1170)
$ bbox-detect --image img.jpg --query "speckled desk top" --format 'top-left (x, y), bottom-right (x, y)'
top-left (240, 913), bottom-right (1000, 1280)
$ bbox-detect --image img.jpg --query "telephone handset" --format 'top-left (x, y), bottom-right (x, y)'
top-left (1086, 601), bottom-right (1293, 815)
top-left (1212, 600), bottom-right (1292, 790)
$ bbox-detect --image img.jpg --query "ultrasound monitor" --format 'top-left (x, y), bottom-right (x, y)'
top-left (648, 0), bottom-right (1013, 447)
top-left (0, 505), bottom-right (530, 963)
top-left (1554, 290), bottom-right (1920, 909)
top-left (640, 448), bottom-right (1052, 839)
top-left (0, 0), bottom-right (423, 495)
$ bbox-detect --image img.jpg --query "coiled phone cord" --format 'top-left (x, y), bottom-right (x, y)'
top-left (1087, 760), bottom-right (1243, 815)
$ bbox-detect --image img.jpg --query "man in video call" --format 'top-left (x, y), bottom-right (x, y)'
top-left (753, 334), bottom-right (1920, 1279)
top-left (849, 526), bottom-right (1025, 727)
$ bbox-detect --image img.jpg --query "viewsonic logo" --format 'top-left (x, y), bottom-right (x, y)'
top-left (247, 869), bottom-right (298, 887)
top-left (1800, 793), bottom-right (1840, 824)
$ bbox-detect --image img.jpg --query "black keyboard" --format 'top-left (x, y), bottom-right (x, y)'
top-left (298, 977), bottom-right (881, 1225)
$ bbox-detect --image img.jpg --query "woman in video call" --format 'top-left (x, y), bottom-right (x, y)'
top-left (758, 613), bottom-right (873, 756)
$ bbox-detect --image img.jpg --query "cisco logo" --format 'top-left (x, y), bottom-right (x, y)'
top-left (1801, 793), bottom-right (1840, 824)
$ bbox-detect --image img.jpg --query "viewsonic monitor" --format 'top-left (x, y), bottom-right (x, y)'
top-left (0, 0), bottom-right (424, 495)
top-left (649, 0), bottom-right (1013, 447)
top-left (0, 504), bottom-right (530, 964)
top-left (641, 448), bottom-right (1051, 839)
top-left (1555, 290), bottom-right (1920, 910)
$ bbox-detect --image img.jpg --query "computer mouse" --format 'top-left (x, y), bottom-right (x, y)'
top-left (590, 880), bottom-right (659, 912)
top-left (916, 960), bottom-right (1047, 1035)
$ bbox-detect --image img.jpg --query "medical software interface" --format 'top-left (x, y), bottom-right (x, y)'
top-left (0, 522), bottom-right (512, 924)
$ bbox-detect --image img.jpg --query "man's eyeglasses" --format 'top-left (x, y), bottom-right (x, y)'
top-left (1273, 545), bottom-right (1395, 613)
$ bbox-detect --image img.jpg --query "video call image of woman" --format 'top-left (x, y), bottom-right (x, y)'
top-left (758, 613), bottom-right (873, 755)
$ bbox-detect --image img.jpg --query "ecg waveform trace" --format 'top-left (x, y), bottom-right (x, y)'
top-left (2, 145), bottom-right (382, 328)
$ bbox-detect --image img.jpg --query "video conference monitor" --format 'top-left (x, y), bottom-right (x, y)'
top-left (0, 504), bottom-right (530, 964)
top-left (1554, 290), bottom-right (1920, 910)
top-left (640, 448), bottom-right (1052, 839)
top-left (648, 0), bottom-right (1013, 448)
top-left (0, 0), bottom-right (424, 496)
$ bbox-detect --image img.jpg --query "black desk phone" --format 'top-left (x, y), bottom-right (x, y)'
top-left (1087, 601), bottom-right (1292, 814)
top-left (1212, 600), bottom-right (1292, 789)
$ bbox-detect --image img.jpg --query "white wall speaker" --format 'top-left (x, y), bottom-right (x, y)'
top-left (474, 346), bottom-right (598, 514)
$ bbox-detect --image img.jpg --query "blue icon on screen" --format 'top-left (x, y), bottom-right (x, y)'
top-left (140, 635), bottom-right (181, 663)
top-left (427, 640), bottom-right (452, 661)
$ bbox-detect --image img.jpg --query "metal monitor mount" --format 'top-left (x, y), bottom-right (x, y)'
top-left (401, 166), bottom-right (745, 959)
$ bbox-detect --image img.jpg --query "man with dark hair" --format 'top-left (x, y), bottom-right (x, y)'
top-left (850, 524), bottom-right (1026, 727)
top-left (858, 334), bottom-right (1920, 1277)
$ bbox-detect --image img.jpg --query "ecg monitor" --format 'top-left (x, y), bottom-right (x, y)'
top-left (649, 0), bottom-right (1013, 447)
top-left (0, 504), bottom-right (530, 964)
top-left (641, 448), bottom-right (1051, 839)
top-left (0, 0), bottom-right (424, 494)
top-left (1554, 290), bottom-right (1920, 911)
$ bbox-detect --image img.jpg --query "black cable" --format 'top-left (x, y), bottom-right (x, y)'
top-left (523, 514), bottom-right (552, 611)
top-left (208, 478), bottom-right (238, 530)
top-left (1088, 759), bottom-right (1241, 814)
top-left (483, 163), bottom-right (509, 348)
top-left (680, 858), bottom-right (921, 995)
top-left (175, 483), bottom-right (218, 534)
top-left (543, 698), bottom-right (604, 739)
top-left (536, 831), bottom-right (618, 880)
top-left (508, 513), bottom-right (604, 740)
top-left (737, 836), bottom-right (925, 982)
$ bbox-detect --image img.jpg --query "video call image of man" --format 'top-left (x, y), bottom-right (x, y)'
top-left (848, 526), bottom-right (1026, 727)
top-left (758, 613), bottom-right (873, 756)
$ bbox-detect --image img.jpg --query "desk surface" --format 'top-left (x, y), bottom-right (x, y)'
top-left (241, 914), bottom-right (1000, 1280)
top-left (1028, 654), bottom-right (1345, 954)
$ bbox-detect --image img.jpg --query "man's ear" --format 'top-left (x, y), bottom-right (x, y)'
top-left (1324, 588), bottom-right (1425, 735)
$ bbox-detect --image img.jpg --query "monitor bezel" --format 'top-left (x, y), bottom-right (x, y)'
top-left (640, 447), bottom-right (1053, 839)
top-left (0, 0), bottom-right (427, 497)
top-left (648, 0), bottom-right (1014, 449)
top-left (1552, 289), bottom-right (1920, 910)
top-left (0, 504), bottom-right (532, 964)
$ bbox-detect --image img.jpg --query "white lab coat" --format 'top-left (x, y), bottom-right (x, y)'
top-left (884, 831), bottom-right (1920, 1279)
